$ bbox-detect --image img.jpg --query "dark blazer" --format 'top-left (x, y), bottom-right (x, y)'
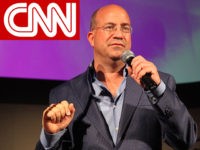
top-left (36, 67), bottom-right (197, 150)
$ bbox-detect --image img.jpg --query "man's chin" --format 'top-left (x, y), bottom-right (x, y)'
top-left (111, 56), bottom-right (121, 61)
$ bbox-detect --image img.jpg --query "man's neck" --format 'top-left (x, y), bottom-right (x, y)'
top-left (94, 60), bottom-right (124, 80)
top-left (93, 60), bottom-right (125, 97)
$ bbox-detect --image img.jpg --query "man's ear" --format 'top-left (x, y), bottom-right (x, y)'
top-left (87, 31), bottom-right (94, 47)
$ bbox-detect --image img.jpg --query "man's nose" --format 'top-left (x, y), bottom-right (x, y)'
top-left (112, 27), bottom-right (124, 37)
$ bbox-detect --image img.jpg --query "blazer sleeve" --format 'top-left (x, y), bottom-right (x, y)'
top-left (35, 82), bottom-right (75, 150)
top-left (153, 74), bottom-right (198, 149)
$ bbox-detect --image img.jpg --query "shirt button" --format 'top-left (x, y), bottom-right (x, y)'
top-left (115, 127), bottom-right (119, 131)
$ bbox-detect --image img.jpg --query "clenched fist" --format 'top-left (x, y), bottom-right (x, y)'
top-left (42, 100), bottom-right (75, 134)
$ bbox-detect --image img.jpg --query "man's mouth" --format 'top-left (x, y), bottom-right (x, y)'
top-left (109, 43), bottom-right (125, 47)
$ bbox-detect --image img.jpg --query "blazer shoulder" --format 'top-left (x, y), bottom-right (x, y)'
top-left (159, 71), bottom-right (175, 82)
top-left (52, 70), bottom-right (87, 90)
top-left (49, 71), bottom-right (88, 103)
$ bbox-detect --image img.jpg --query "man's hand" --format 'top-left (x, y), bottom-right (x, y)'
top-left (42, 100), bottom-right (75, 134)
top-left (127, 55), bottom-right (161, 86)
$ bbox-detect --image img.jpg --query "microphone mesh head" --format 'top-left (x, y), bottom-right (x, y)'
top-left (121, 50), bottom-right (135, 63)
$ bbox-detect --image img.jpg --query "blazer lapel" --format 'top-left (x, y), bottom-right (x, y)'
top-left (116, 76), bottom-right (143, 144)
top-left (73, 69), bottom-right (113, 146)
top-left (87, 96), bottom-right (114, 145)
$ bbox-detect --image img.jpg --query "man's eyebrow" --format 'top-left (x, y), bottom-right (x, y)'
top-left (104, 22), bottom-right (116, 25)
top-left (103, 22), bottom-right (131, 26)
top-left (121, 23), bottom-right (131, 26)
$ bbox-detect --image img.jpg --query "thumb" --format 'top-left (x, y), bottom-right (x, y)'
top-left (68, 103), bottom-right (75, 116)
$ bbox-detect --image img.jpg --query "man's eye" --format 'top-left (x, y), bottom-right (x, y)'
top-left (104, 26), bottom-right (114, 30)
top-left (122, 26), bottom-right (132, 33)
top-left (123, 27), bottom-right (129, 30)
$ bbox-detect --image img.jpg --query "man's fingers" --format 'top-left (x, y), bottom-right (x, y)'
top-left (52, 106), bottom-right (63, 122)
top-left (44, 100), bottom-right (75, 123)
top-left (56, 103), bottom-right (66, 118)
top-left (69, 103), bottom-right (75, 117)
top-left (43, 104), bottom-right (55, 119)
top-left (61, 101), bottom-right (71, 116)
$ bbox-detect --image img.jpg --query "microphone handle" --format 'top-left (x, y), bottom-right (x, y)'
top-left (126, 56), bottom-right (157, 91)
top-left (140, 73), bottom-right (157, 91)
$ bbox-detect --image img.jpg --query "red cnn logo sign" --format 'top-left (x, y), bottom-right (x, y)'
top-left (0, 0), bottom-right (80, 40)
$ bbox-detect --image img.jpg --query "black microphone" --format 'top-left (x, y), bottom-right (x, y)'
top-left (121, 50), bottom-right (157, 91)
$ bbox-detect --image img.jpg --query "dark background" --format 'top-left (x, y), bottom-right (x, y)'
top-left (1, 77), bottom-right (200, 107)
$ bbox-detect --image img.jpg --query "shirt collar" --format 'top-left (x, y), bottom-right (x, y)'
top-left (89, 62), bottom-right (127, 99)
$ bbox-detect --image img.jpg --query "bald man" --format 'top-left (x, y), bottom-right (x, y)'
top-left (35, 4), bottom-right (197, 150)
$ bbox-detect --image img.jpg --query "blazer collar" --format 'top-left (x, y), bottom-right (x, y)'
top-left (73, 66), bottom-right (143, 146)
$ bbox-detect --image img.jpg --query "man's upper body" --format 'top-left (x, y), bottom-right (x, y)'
top-left (35, 4), bottom-right (197, 150)
top-left (35, 65), bottom-right (197, 150)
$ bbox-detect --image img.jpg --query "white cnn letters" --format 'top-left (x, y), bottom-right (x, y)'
top-left (4, 2), bottom-right (76, 37)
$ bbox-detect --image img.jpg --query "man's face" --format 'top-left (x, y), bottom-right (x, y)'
top-left (88, 5), bottom-right (132, 62)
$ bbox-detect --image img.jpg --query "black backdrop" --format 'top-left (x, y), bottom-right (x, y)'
top-left (0, 77), bottom-right (200, 108)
